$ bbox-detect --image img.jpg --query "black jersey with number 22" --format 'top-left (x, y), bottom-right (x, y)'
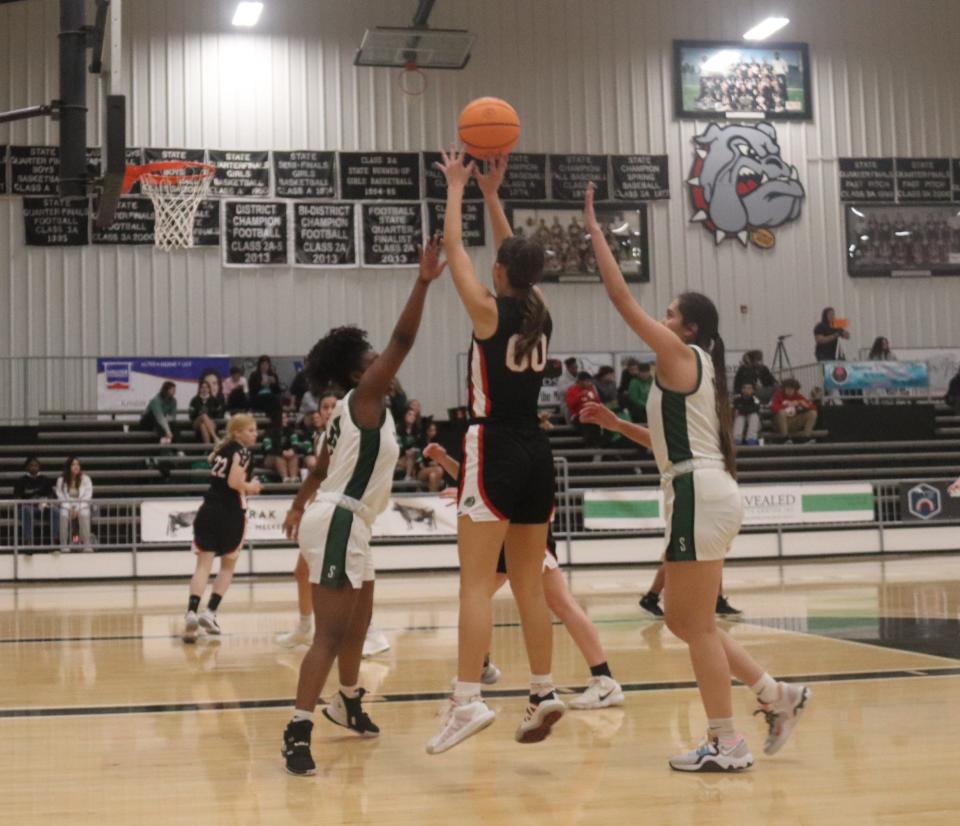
top-left (467, 296), bottom-right (553, 426)
top-left (203, 441), bottom-right (251, 509)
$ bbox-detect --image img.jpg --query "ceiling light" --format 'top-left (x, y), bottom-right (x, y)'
top-left (743, 17), bottom-right (790, 41)
top-left (233, 2), bottom-right (264, 27)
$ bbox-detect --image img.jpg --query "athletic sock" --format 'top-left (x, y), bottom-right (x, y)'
top-left (187, 595), bottom-right (201, 613)
top-left (708, 717), bottom-right (737, 743)
top-left (291, 709), bottom-right (313, 724)
top-left (750, 672), bottom-right (780, 705)
top-left (296, 614), bottom-right (313, 633)
top-left (453, 681), bottom-right (482, 704)
top-left (589, 662), bottom-right (612, 679)
top-left (207, 593), bottom-right (223, 613)
top-left (340, 684), bottom-right (360, 699)
top-left (530, 673), bottom-right (555, 701)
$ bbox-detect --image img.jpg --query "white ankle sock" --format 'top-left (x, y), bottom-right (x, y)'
top-left (750, 672), bottom-right (780, 704)
top-left (296, 615), bottom-right (312, 633)
top-left (340, 683), bottom-right (360, 698)
top-left (708, 717), bottom-right (737, 741)
top-left (291, 709), bottom-right (313, 723)
top-left (453, 681), bottom-right (482, 704)
top-left (530, 673), bottom-right (554, 696)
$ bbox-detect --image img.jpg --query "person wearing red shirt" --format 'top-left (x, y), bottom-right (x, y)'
top-left (770, 378), bottom-right (817, 439)
top-left (566, 372), bottom-right (602, 448)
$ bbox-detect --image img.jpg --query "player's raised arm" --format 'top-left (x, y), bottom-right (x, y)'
top-left (473, 154), bottom-right (512, 251)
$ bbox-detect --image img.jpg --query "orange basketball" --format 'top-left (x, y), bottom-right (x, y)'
top-left (457, 97), bottom-right (520, 159)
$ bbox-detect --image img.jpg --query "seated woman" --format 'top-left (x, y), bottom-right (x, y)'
top-left (262, 411), bottom-right (308, 483)
top-left (188, 379), bottom-right (225, 445)
top-left (415, 419), bottom-right (446, 492)
top-left (141, 381), bottom-right (178, 444)
top-left (55, 457), bottom-right (94, 553)
top-left (222, 366), bottom-right (250, 413)
top-left (395, 405), bottom-right (422, 481)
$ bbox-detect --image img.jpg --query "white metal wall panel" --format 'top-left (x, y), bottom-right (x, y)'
top-left (1, 0), bottom-right (959, 416)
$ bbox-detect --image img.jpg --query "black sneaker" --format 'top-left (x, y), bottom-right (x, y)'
top-left (716, 595), bottom-right (743, 617)
top-left (639, 592), bottom-right (664, 618)
top-left (322, 688), bottom-right (380, 737)
top-left (282, 719), bottom-right (316, 776)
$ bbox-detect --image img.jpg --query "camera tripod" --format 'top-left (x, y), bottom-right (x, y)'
top-left (771, 334), bottom-right (793, 379)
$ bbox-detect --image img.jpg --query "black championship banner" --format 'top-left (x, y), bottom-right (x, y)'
top-left (839, 158), bottom-right (896, 202)
top-left (10, 146), bottom-right (60, 195)
top-left (294, 203), bottom-right (356, 266)
top-left (124, 147), bottom-right (144, 194)
top-left (192, 199), bottom-right (221, 247)
top-left (223, 201), bottom-right (289, 266)
top-left (273, 151), bottom-right (337, 199)
top-left (422, 152), bottom-right (482, 200)
top-left (895, 158), bottom-right (952, 202)
top-left (339, 152), bottom-right (421, 200)
top-left (425, 201), bottom-right (485, 247)
top-left (499, 153), bottom-right (547, 201)
top-left (549, 154), bottom-right (609, 201)
top-left (142, 147), bottom-right (206, 198)
top-left (92, 197), bottom-right (155, 244)
top-left (0, 145), bottom-right (6, 195)
top-left (900, 481), bottom-right (960, 522)
top-left (208, 150), bottom-right (271, 197)
top-left (610, 155), bottom-right (670, 200)
top-left (22, 197), bottom-right (90, 246)
top-left (361, 203), bottom-right (422, 266)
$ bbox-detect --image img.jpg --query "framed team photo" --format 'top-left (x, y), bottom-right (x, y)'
top-left (845, 203), bottom-right (960, 277)
top-left (505, 202), bottom-right (649, 283)
top-left (674, 40), bottom-right (813, 121)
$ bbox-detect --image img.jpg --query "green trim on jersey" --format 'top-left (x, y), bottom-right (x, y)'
top-left (344, 425), bottom-right (381, 500)
top-left (347, 393), bottom-right (387, 432)
top-left (653, 346), bottom-right (703, 396)
top-left (666, 474), bottom-right (697, 562)
top-left (320, 507), bottom-right (353, 587)
top-left (657, 348), bottom-right (704, 465)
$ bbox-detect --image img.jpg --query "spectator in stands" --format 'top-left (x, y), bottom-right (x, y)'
top-left (593, 366), bottom-right (619, 406)
top-left (301, 391), bottom-right (338, 475)
top-left (387, 378), bottom-right (409, 423)
top-left (415, 419), bottom-right (446, 492)
top-left (298, 386), bottom-right (319, 425)
top-left (814, 307), bottom-right (850, 361)
top-left (396, 405), bottom-right (422, 480)
top-left (249, 355), bottom-right (283, 427)
top-left (288, 364), bottom-right (309, 409)
top-left (557, 357), bottom-right (580, 398)
top-left (619, 360), bottom-right (653, 424)
top-left (56, 456), bottom-right (94, 553)
top-left (13, 456), bottom-right (56, 551)
top-left (198, 369), bottom-right (224, 407)
top-left (188, 379), bottom-right (224, 445)
top-left (567, 371), bottom-right (603, 448)
top-left (222, 366), bottom-right (250, 413)
top-left (946, 366), bottom-right (960, 412)
top-left (868, 336), bottom-right (896, 361)
top-left (732, 382), bottom-right (762, 445)
top-left (142, 381), bottom-right (177, 444)
top-left (262, 411), bottom-right (307, 483)
top-left (770, 378), bottom-right (818, 440)
top-left (734, 350), bottom-right (777, 403)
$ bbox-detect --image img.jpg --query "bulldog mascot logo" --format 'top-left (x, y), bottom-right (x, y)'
top-left (687, 122), bottom-right (805, 249)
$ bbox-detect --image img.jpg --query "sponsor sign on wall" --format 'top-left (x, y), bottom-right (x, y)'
top-left (583, 483), bottom-right (875, 530)
top-left (140, 495), bottom-right (458, 543)
top-left (96, 357), bottom-right (230, 412)
top-left (900, 481), bottom-right (960, 522)
top-left (822, 361), bottom-right (929, 392)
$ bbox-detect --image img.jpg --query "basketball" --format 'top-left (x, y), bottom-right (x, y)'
top-left (457, 97), bottom-right (520, 159)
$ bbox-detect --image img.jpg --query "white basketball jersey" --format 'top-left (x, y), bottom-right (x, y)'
top-left (646, 345), bottom-right (725, 475)
top-left (320, 391), bottom-right (400, 522)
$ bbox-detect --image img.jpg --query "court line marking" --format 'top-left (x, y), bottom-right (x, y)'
top-left (2, 666), bottom-right (959, 720)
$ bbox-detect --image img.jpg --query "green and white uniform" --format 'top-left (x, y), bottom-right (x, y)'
top-left (299, 391), bottom-right (400, 588)
top-left (646, 345), bottom-right (742, 561)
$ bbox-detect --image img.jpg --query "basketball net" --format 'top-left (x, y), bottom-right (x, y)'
top-left (125, 162), bottom-right (216, 251)
top-left (398, 61), bottom-right (427, 96)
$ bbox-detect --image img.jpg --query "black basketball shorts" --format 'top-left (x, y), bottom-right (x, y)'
top-left (192, 502), bottom-right (246, 557)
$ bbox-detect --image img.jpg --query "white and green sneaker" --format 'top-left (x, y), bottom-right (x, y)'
top-left (669, 735), bottom-right (754, 772)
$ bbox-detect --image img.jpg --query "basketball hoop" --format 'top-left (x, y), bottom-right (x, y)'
top-left (123, 161), bottom-right (216, 251)
top-left (398, 60), bottom-right (427, 96)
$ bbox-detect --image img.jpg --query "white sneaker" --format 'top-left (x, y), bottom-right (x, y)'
top-left (481, 661), bottom-right (501, 685)
top-left (425, 698), bottom-right (496, 755)
top-left (362, 628), bottom-right (390, 658)
top-left (568, 675), bottom-right (624, 710)
top-left (755, 683), bottom-right (811, 755)
top-left (275, 627), bottom-right (313, 648)
top-left (669, 735), bottom-right (754, 772)
top-left (182, 611), bottom-right (199, 644)
top-left (198, 610), bottom-right (221, 635)
top-left (515, 694), bottom-right (565, 743)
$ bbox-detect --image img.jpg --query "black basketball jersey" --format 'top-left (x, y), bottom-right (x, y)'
top-left (467, 296), bottom-right (552, 427)
top-left (203, 440), bottom-right (251, 509)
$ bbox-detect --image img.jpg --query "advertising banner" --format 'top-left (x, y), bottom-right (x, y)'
top-left (822, 361), bottom-right (929, 393)
top-left (583, 483), bottom-right (875, 530)
top-left (96, 357), bottom-right (231, 412)
top-left (899, 481), bottom-right (960, 522)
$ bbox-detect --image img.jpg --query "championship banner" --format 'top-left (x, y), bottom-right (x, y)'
top-left (583, 483), bottom-right (875, 530)
top-left (96, 357), bottom-right (231, 412)
top-left (140, 495), bottom-right (458, 544)
top-left (899, 481), bottom-right (960, 523)
top-left (822, 361), bottom-right (929, 393)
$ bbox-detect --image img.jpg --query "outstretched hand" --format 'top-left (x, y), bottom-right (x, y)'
top-left (423, 442), bottom-right (448, 462)
top-left (473, 154), bottom-right (508, 197)
top-left (579, 401), bottom-right (619, 430)
top-left (434, 146), bottom-right (476, 189)
top-left (584, 181), bottom-right (601, 232)
top-left (418, 232), bottom-right (447, 283)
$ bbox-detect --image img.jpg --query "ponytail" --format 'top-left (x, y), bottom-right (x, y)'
top-left (515, 287), bottom-right (549, 363)
top-left (496, 236), bottom-right (547, 362)
top-left (709, 334), bottom-right (737, 479)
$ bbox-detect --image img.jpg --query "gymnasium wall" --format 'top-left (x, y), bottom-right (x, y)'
top-left (2, 0), bottom-right (959, 416)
